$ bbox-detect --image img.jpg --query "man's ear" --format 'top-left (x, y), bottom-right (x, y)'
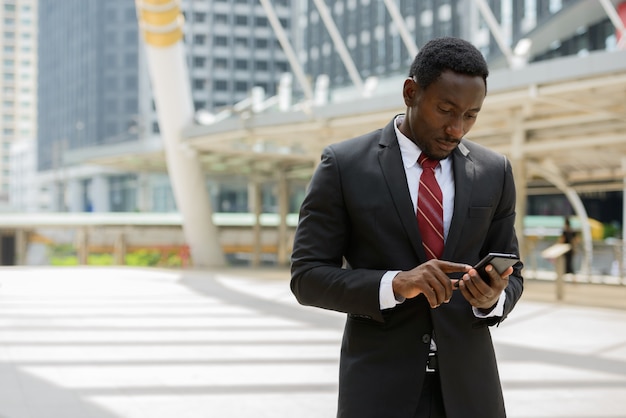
top-left (403, 78), bottom-right (419, 107)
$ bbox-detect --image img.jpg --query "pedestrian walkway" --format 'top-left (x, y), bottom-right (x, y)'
top-left (0, 266), bottom-right (625, 418)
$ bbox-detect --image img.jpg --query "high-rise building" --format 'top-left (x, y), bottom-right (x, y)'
top-left (0, 0), bottom-right (37, 205)
top-left (300, 0), bottom-right (621, 89)
top-left (36, 0), bottom-right (294, 213)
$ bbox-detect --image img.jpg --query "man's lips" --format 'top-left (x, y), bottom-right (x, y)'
top-left (436, 139), bottom-right (460, 152)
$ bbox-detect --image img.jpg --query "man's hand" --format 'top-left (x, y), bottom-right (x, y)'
top-left (458, 265), bottom-right (513, 312)
top-left (392, 260), bottom-right (471, 308)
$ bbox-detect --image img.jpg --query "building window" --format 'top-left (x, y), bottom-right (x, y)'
top-left (214, 80), bottom-right (228, 91)
top-left (214, 36), bottom-right (228, 47)
top-left (235, 59), bottom-right (248, 70)
top-left (214, 14), bottom-right (228, 24)
top-left (255, 61), bottom-right (268, 71)
top-left (194, 12), bottom-right (206, 22)
top-left (235, 15), bottom-right (248, 25)
top-left (235, 81), bottom-right (248, 92)
top-left (255, 38), bottom-right (268, 49)
top-left (235, 37), bottom-right (248, 48)
top-left (193, 79), bottom-right (206, 89)
top-left (193, 34), bottom-right (206, 45)
top-left (193, 56), bottom-right (206, 67)
top-left (214, 58), bottom-right (228, 69)
top-left (124, 53), bottom-right (135, 66)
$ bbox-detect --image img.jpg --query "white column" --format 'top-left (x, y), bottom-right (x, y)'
top-left (66, 179), bottom-right (83, 212)
top-left (91, 175), bottom-right (110, 212)
top-left (510, 111), bottom-right (527, 263)
top-left (277, 171), bottom-right (289, 266)
top-left (136, 173), bottom-right (152, 212)
top-left (249, 181), bottom-right (262, 267)
top-left (137, 0), bottom-right (224, 267)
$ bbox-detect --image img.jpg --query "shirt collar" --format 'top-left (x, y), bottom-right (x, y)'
top-left (394, 115), bottom-right (420, 169)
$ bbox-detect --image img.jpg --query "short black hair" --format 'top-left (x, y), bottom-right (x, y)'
top-left (408, 37), bottom-right (489, 93)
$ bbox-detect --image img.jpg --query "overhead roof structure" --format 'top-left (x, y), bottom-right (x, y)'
top-left (167, 50), bottom-right (625, 192)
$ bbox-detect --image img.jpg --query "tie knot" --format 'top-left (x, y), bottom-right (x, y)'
top-left (418, 154), bottom-right (439, 170)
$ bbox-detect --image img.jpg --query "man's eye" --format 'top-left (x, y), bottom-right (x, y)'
top-left (465, 114), bottom-right (477, 120)
top-left (438, 108), bottom-right (451, 113)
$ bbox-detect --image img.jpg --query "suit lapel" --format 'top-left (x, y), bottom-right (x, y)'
top-left (443, 142), bottom-right (474, 260)
top-left (378, 119), bottom-right (426, 260)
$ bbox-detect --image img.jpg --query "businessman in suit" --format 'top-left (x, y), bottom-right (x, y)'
top-left (291, 37), bottom-right (524, 418)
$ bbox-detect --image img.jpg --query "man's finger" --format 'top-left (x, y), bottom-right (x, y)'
top-left (438, 260), bottom-right (472, 274)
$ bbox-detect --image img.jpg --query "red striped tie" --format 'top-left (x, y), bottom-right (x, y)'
top-left (417, 154), bottom-right (444, 260)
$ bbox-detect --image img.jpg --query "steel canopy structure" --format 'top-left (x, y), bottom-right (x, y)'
top-left (85, 49), bottom-right (626, 188)
top-left (173, 50), bottom-right (626, 189)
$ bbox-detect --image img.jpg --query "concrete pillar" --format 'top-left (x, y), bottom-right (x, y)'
top-left (136, 173), bottom-right (152, 212)
top-left (15, 229), bottom-right (28, 265)
top-left (137, 0), bottom-right (225, 267)
top-left (277, 171), bottom-right (289, 266)
top-left (66, 179), bottom-right (83, 212)
top-left (91, 175), bottom-right (110, 212)
top-left (555, 255), bottom-right (565, 301)
top-left (113, 232), bottom-right (127, 265)
top-left (75, 228), bottom-right (89, 265)
top-left (250, 181), bottom-right (262, 267)
top-left (510, 110), bottom-right (528, 262)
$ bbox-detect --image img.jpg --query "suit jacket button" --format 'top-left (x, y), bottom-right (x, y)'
top-left (422, 334), bottom-right (430, 344)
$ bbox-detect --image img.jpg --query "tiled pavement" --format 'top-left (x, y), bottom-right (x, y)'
top-left (0, 266), bottom-right (625, 418)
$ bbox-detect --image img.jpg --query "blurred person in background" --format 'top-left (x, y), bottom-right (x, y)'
top-left (559, 216), bottom-right (577, 274)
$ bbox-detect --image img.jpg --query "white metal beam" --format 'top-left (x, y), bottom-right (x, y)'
top-left (382, 0), bottom-right (419, 58)
top-left (598, 0), bottom-right (626, 49)
top-left (311, 0), bottom-right (364, 91)
top-left (258, 0), bottom-right (314, 101)
top-left (473, 0), bottom-right (516, 67)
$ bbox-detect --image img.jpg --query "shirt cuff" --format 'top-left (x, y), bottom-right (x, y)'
top-left (473, 291), bottom-right (507, 318)
top-left (380, 271), bottom-right (405, 310)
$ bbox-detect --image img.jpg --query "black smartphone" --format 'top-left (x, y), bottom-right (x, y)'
top-left (474, 252), bottom-right (520, 282)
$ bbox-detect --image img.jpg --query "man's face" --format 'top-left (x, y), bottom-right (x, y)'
top-left (401, 70), bottom-right (486, 160)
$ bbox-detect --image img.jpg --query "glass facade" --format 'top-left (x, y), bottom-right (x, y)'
top-left (37, 0), bottom-right (295, 213)
top-left (301, 0), bottom-right (618, 88)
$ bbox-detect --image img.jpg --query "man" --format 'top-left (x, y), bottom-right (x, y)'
top-left (290, 37), bottom-right (523, 418)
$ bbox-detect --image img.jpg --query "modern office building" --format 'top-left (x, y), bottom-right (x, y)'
top-left (300, 0), bottom-right (622, 88)
top-left (35, 0), bottom-right (293, 213)
top-left (0, 0), bottom-right (37, 207)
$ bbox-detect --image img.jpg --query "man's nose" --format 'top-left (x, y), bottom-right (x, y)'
top-left (445, 116), bottom-right (464, 139)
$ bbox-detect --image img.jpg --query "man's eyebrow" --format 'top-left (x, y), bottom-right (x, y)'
top-left (440, 99), bottom-right (482, 112)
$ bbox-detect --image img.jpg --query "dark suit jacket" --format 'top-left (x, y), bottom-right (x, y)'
top-left (291, 118), bottom-right (524, 418)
